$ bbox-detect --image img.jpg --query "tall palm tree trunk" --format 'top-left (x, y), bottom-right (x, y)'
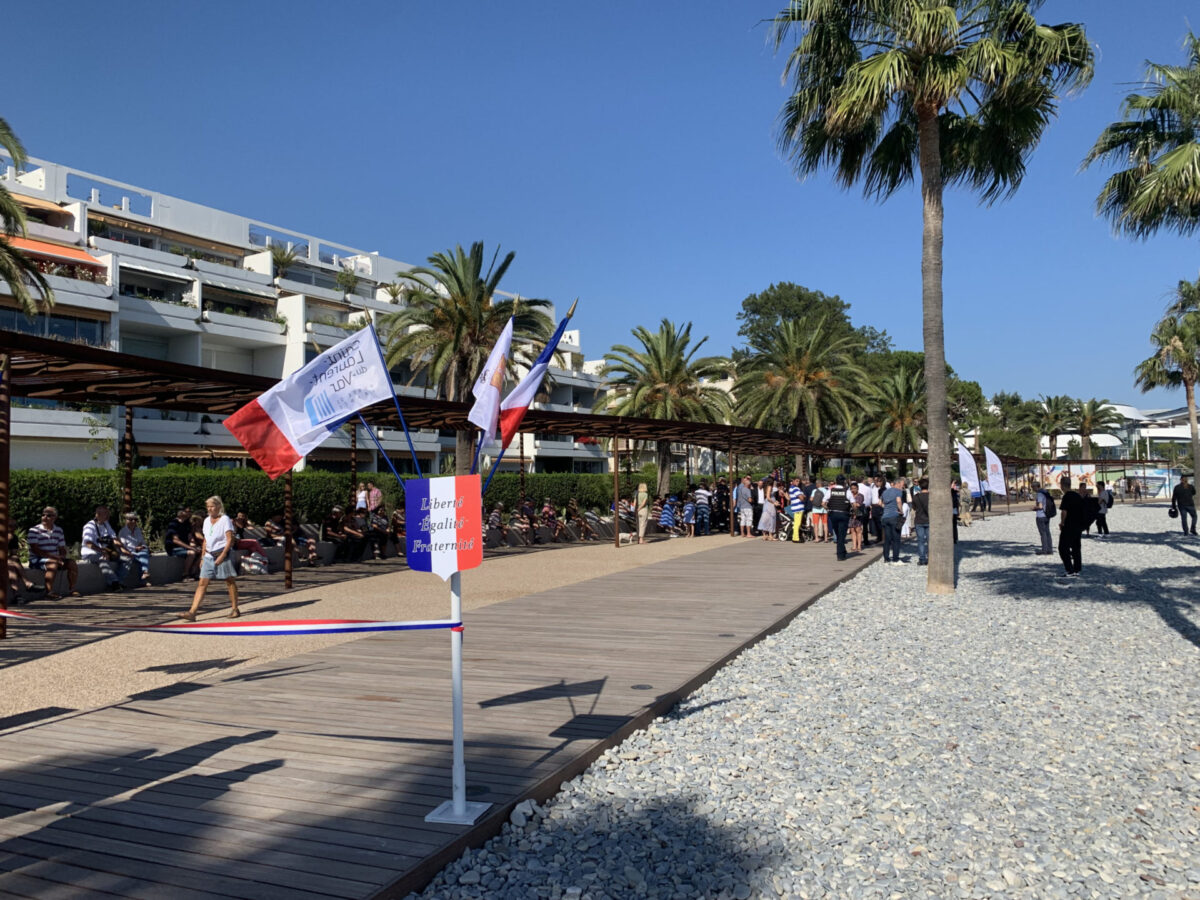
top-left (1186, 380), bottom-right (1200, 474)
top-left (918, 109), bottom-right (954, 594)
top-left (656, 441), bottom-right (672, 498)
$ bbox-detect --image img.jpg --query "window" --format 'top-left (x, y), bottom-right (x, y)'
top-left (0, 309), bottom-right (107, 345)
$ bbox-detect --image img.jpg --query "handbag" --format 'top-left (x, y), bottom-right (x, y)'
top-left (1169, 507), bottom-right (1179, 518)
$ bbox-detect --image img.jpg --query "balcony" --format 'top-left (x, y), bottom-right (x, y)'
top-left (90, 236), bottom-right (192, 270)
top-left (119, 295), bottom-right (202, 332)
top-left (276, 277), bottom-right (343, 304)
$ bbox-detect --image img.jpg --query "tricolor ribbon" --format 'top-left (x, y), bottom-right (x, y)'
top-left (0, 609), bottom-right (462, 637)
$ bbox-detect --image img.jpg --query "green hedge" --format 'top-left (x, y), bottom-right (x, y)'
top-left (12, 467), bottom-right (740, 541)
top-left (10, 467), bottom-right (405, 544)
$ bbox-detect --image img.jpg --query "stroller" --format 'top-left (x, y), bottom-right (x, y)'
top-left (776, 508), bottom-right (805, 542)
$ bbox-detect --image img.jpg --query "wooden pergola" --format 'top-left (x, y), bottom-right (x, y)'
top-left (0, 332), bottom-right (820, 637)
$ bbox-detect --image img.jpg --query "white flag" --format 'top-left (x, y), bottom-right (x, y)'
top-left (983, 446), bottom-right (1007, 496)
top-left (225, 326), bottom-right (394, 478)
top-left (467, 318), bottom-right (513, 447)
top-left (956, 442), bottom-right (982, 497)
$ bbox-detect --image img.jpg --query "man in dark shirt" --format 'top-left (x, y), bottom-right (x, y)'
top-left (1170, 475), bottom-right (1197, 535)
top-left (912, 478), bottom-right (931, 565)
top-left (323, 506), bottom-right (348, 561)
top-left (1057, 476), bottom-right (1084, 577)
top-left (164, 506), bottom-right (200, 579)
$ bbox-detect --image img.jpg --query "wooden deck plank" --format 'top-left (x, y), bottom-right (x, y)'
top-left (0, 539), bottom-right (878, 898)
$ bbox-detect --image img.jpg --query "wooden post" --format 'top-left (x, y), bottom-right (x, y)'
top-left (612, 434), bottom-right (620, 548)
top-left (729, 449), bottom-right (737, 537)
top-left (123, 405), bottom-right (134, 516)
top-left (518, 435), bottom-right (526, 507)
top-left (0, 353), bottom-right (8, 641)
top-left (284, 469), bottom-right (294, 590)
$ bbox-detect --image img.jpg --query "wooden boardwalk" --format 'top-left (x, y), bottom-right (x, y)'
top-left (0, 537), bottom-right (880, 899)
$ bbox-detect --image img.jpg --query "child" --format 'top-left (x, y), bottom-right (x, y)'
top-left (659, 496), bottom-right (678, 535)
top-left (682, 493), bottom-right (696, 537)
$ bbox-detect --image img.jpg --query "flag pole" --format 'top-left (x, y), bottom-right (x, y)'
top-left (481, 446), bottom-right (507, 495)
top-left (470, 431), bottom-right (486, 476)
top-left (366, 325), bottom-right (422, 477)
top-left (357, 413), bottom-right (407, 490)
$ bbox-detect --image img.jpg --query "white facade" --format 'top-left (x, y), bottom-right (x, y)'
top-left (1, 156), bottom-right (609, 474)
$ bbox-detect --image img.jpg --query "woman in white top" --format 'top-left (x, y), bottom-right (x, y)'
top-left (181, 495), bottom-right (239, 620)
top-left (355, 482), bottom-right (369, 513)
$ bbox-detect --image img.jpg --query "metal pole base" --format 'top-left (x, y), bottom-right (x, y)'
top-left (425, 799), bottom-right (492, 825)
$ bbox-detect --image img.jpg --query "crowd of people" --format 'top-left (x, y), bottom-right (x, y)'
top-left (485, 497), bottom-right (601, 546)
top-left (6, 479), bottom-right (410, 609)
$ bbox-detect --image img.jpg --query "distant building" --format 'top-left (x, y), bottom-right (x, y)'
top-left (0, 156), bottom-right (608, 474)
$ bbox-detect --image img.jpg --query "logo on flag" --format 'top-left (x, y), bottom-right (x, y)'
top-left (224, 326), bottom-right (395, 479)
top-left (405, 475), bottom-right (484, 581)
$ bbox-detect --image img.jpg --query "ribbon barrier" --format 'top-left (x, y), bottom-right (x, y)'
top-left (0, 610), bottom-right (461, 637)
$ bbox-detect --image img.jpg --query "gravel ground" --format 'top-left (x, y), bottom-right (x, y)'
top-left (415, 505), bottom-right (1200, 900)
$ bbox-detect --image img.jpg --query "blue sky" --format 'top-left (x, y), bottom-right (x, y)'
top-left (7, 1), bottom-right (1198, 408)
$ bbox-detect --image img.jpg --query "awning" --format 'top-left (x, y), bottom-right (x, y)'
top-left (14, 194), bottom-right (71, 215)
top-left (199, 275), bottom-right (277, 300)
top-left (120, 263), bottom-right (194, 283)
top-left (9, 236), bottom-right (103, 267)
top-left (136, 443), bottom-right (215, 459)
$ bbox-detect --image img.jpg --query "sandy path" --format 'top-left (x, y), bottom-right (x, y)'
top-left (1, 535), bottom-right (744, 720)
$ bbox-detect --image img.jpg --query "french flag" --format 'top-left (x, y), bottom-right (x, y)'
top-left (497, 301), bottom-right (576, 450)
top-left (224, 326), bottom-right (395, 478)
top-left (405, 475), bottom-right (484, 580)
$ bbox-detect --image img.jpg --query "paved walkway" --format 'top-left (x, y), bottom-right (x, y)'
top-left (0, 536), bottom-right (879, 898)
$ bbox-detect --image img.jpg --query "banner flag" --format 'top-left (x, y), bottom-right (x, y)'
top-left (467, 318), bottom-right (513, 447)
top-left (405, 475), bottom-right (484, 581)
top-left (224, 326), bottom-right (394, 479)
top-left (956, 441), bottom-right (982, 497)
top-left (983, 446), bottom-right (1007, 496)
top-left (497, 303), bottom-right (575, 450)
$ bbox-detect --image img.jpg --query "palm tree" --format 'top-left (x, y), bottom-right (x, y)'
top-left (1026, 394), bottom-right (1076, 460)
top-left (269, 243), bottom-right (300, 281)
top-left (1072, 398), bottom-right (1125, 461)
top-left (848, 366), bottom-right (925, 475)
top-left (772, 1), bottom-right (1092, 593)
top-left (1135, 305), bottom-right (1200, 472)
top-left (734, 315), bottom-right (869, 477)
top-left (380, 242), bottom-right (553, 475)
top-left (1083, 32), bottom-right (1200, 238)
top-left (0, 117), bottom-right (52, 314)
top-left (599, 319), bottom-right (728, 498)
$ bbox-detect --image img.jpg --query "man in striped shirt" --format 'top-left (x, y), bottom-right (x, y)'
top-left (788, 476), bottom-right (806, 543)
top-left (26, 507), bottom-right (78, 598)
top-left (693, 481), bottom-right (712, 536)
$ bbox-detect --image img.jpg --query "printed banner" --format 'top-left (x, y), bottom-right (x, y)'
top-left (224, 326), bottom-right (394, 478)
top-left (956, 442), bottom-right (981, 497)
top-left (405, 475), bottom-right (484, 580)
top-left (983, 446), bottom-right (1007, 496)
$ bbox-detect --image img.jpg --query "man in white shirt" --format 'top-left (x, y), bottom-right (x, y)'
top-left (81, 504), bottom-right (125, 591)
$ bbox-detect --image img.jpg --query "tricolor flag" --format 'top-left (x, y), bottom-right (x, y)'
top-left (984, 446), bottom-right (1007, 496)
top-left (497, 301), bottom-right (576, 450)
top-left (467, 317), bottom-right (513, 447)
top-left (956, 441), bottom-right (982, 498)
top-left (224, 326), bottom-right (394, 479)
top-left (405, 475), bottom-right (484, 580)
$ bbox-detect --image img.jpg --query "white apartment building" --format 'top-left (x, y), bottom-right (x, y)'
top-left (0, 156), bottom-right (609, 474)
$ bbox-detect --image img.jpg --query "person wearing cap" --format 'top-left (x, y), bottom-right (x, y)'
top-left (323, 504), bottom-right (348, 561)
top-left (118, 512), bottom-right (153, 588)
top-left (823, 474), bottom-right (853, 560)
